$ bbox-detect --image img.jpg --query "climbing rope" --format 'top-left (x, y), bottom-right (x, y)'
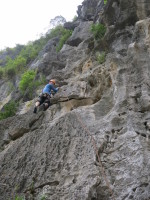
top-left (65, 95), bottom-right (115, 200)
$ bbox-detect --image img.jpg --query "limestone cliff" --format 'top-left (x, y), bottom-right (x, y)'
top-left (0, 0), bottom-right (150, 199)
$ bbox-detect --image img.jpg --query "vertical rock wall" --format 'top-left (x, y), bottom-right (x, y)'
top-left (0, 0), bottom-right (150, 200)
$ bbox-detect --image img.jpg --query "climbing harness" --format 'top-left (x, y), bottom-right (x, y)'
top-left (65, 95), bottom-right (115, 200)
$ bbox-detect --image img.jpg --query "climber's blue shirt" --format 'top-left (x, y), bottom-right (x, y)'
top-left (42, 83), bottom-right (58, 96)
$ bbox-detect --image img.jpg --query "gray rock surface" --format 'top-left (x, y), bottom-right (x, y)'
top-left (77, 0), bottom-right (99, 21)
top-left (0, 0), bottom-right (150, 200)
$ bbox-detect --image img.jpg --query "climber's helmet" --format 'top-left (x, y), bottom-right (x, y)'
top-left (49, 79), bottom-right (56, 85)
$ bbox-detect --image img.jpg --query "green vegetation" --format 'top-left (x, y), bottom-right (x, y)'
top-left (4, 55), bottom-right (27, 78)
top-left (91, 23), bottom-right (106, 40)
top-left (19, 70), bottom-right (46, 98)
top-left (47, 25), bottom-right (72, 52)
top-left (40, 195), bottom-right (46, 200)
top-left (19, 70), bottom-right (36, 95)
top-left (56, 29), bottom-right (72, 52)
top-left (0, 67), bottom-right (3, 78)
top-left (0, 101), bottom-right (18, 120)
top-left (15, 196), bottom-right (24, 200)
top-left (96, 51), bottom-right (106, 64)
top-left (72, 15), bottom-right (77, 22)
top-left (104, 0), bottom-right (107, 5)
top-left (0, 59), bottom-right (4, 65)
top-left (0, 25), bottom-right (72, 79)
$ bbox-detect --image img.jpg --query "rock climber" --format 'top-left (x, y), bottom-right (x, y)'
top-left (33, 79), bottom-right (59, 113)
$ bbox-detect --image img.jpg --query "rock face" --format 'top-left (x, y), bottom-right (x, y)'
top-left (0, 0), bottom-right (150, 200)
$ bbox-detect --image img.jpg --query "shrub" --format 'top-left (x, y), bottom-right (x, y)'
top-left (47, 25), bottom-right (65, 39)
top-left (0, 25), bottom-right (73, 80)
top-left (5, 66), bottom-right (16, 78)
top-left (19, 70), bottom-right (46, 98)
top-left (56, 29), bottom-right (72, 52)
top-left (0, 101), bottom-right (18, 120)
top-left (15, 196), bottom-right (24, 200)
top-left (104, 0), bottom-right (107, 5)
top-left (0, 67), bottom-right (4, 78)
top-left (4, 57), bottom-right (16, 78)
top-left (13, 55), bottom-right (26, 72)
top-left (40, 195), bottom-right (46, 200)
top-left (19, 70), bottom-right (36, 93)
top-left (91, 23), bottom-right (106, 40)
top-left (96, 51), bottom-right (106, 64)
top-left (20, 44), bottom-right (39, 63)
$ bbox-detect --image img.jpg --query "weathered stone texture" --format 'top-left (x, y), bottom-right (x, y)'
top-left (0, 0), bottom-right (150, 200)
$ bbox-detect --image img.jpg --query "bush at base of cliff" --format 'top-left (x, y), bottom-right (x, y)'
top-left (0, 101), bottom-right (18, 120)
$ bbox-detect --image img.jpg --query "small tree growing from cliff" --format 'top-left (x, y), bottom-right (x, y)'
top-left (0, 101), bottom-right (18, 120)
top-left (19, 70), bottom-right (38, 99)
top-left (19, 70), bottom-right (36, 93)
top-left (91, 23), bottom-right (106, 40)
top-left (104, 0), bottom-right (107, 5)
top-left (19, 70), bottom-right (46, 99)
top-left (56, 29), bottom-right (72, 52)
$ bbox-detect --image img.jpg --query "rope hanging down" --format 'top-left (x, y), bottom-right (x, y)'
top-left (65, 95), bottom-right (115, 200)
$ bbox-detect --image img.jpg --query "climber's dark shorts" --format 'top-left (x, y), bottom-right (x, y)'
top-left (37, 93), bottom-right (51, 107)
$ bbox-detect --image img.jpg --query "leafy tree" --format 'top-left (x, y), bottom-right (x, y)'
top-left (5, 67), bottom-right (16, 78)
top-left (3, 55), bottom-right (26, 78)
top-left (19, 44), bottom-right (38, 63)
top-left (19, 70), bottom-right (36, 93)
top-left (0, 25), bottom-right (72, 80)
top-left (4, 57), bottom-right (16, 77)
top-left (14, 55), bottom-right (26, 71)
top-left (19, 70), bottom-right (45, 99)
top-left (48, 25), bottom-right (64, 38)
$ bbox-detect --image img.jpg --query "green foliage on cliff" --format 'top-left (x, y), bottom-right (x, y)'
top-left (19, 70), bottom-right (46, 98)
top-left (40, 196), bottom-right (46, 200)
top-left (96, 51), bottom-right (106, 64)
top-left (0, 67), bottom-right (3, 78)
top-left (56, 29), bottom-right (72, 52)
top-left (19, 70), bottom-right (36, 93)
top-left (4, 56), bottom-right (27, 78)
top-left (0, 101), bottom-right (18, 120)
top-left (104, 0), bottom-right (107, 5)
top-left (91, 23), bottom-right (106, 40)
top-left (46, 25), bottom-right (72, 52)
top-left (15, 196), bottom-right (24, 200)
top-left (0, 25), bottom-right (72, 79)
